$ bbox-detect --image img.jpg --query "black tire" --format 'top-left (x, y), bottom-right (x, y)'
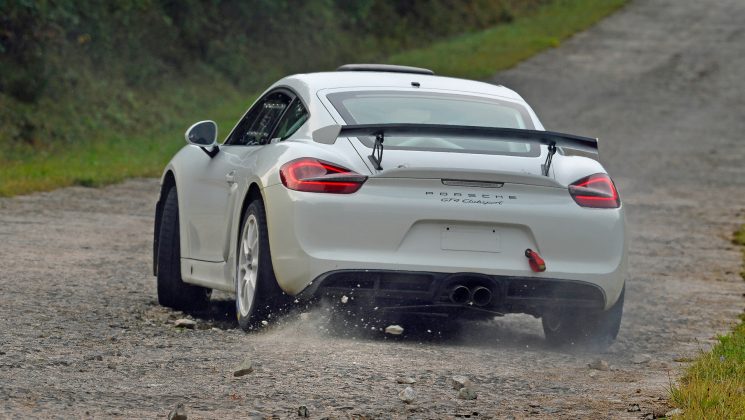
top-left (156, 186), bottom-right (211, 310)
top-left (235, 199), bottom-right (287, 331)
top-left (542, 285), bottom-right (624, 348)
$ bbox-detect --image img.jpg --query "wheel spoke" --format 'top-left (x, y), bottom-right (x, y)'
top-left (247, 223), bottom-right (256, 245)
top-left (244, 274), bottom-right (255, 297)
top-left (248, 270), bottom-right (257, 288)
top-left (242, 238), bottom-right (250, 257)
top-left (237, 214), bottom-right (261, 319)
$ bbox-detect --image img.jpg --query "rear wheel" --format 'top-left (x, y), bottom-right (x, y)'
top-left (156, 186), bottom-right (211, 311)
top-left (235, 199), bottom-right (287, 331)
top-left (542, 286), bottom-right (624, 348)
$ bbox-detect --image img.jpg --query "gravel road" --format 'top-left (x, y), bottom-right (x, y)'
top-left (2, 0), bottom-right (745, 418)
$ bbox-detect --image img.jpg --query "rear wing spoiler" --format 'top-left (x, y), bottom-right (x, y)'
top-left (312, 123), bottom-right (597, 175)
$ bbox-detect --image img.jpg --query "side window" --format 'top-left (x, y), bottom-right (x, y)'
top-left (225, 92), bottom-right (292, 145)
top-left (273, 99), bottom-right (309, 140)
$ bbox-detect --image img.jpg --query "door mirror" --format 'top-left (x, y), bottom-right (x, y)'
top-left (185, 120), bottom-right (218, 147)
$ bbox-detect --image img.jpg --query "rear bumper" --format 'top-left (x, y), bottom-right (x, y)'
top-left (298, 269), bottom-right (608, 318)
top-left (263, 178), bottom-right (627, 310)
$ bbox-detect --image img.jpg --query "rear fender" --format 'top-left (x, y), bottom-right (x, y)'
top-left (224, 179), bottom-right (265, 290)
top-left (551, 154), bottom-right (608, 186)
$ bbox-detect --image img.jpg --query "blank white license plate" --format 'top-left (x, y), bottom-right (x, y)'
top-left (441, 225), bottom-right (501, 253)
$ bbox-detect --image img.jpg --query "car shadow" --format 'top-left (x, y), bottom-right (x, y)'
top-left (185, 298), bottom-right (239, 330)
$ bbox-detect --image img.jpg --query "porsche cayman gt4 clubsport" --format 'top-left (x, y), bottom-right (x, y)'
top-left (153, 64), bottom-right (627, 345)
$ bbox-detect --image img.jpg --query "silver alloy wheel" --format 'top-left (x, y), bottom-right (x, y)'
top-left (237, 214), bottom-right (259, 318)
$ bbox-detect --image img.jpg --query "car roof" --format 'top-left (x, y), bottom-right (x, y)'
top-left (273, 70), bottom-right (525, 102)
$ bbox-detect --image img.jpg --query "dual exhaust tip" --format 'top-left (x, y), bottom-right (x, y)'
top-left (449, 285), bottom-right (493, 307)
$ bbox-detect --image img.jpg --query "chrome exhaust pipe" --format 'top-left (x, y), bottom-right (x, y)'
top-left (449, 285), bottom-right (470, 304)
top-left (471, 286), bottom-right (493, 307)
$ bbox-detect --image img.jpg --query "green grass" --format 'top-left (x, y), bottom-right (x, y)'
top-left (0, 94), bottom-right (254, 196)
top-left (669, 225), bottom-right (745, 419)
top-left (388, 0), bottom-right (627, 79)
top-left (0, 0), bottom-right (627, 197)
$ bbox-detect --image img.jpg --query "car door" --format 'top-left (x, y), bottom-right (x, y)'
top-left (184, 90), bottom-right (294, 262)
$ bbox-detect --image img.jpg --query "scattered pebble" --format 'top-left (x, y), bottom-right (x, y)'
top-left (246, 410), bottom-right (266, 420)
top-left (261, 320), bottom-right (269, 326)
top-left (385, 325), bottom-right (404, 335)
top-left (627, 403), bottom-right (641, 412)
top-left (544, 407), bottom-right (561, 414)
top-left (449, 375), bottom-right (472, 390)
top-left (168, 403), bottom-right (187, 420)
top-left (340, 295), bottom-right (349, 304)
top-left (588, 359), bottom-right (609, 371)
top-left (458, 387), bottom-right (477, 400)
top-left (399, 386), bottom-right (416, 404)
top-left (528, 402), bottom-right (540, 408)
top-left (396, 377), bottom-right (416, 384)
top-left (632, 354), bottom-right (652, 364)
top-left (665, 408), bottom-right (684, 417)
top-left (233, 357), bottom-right (254, 377)
top-left (173, 319), bottom-right (196, 329)
top-left (588, 371), bottom-right (597, 379)
top-left (297, 405), bottom-right (309, 417)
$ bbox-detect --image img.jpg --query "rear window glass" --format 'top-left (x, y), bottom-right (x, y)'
top-left (327, 90), bottom-right (538, 157)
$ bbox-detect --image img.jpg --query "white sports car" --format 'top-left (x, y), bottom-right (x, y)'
top-left (154, 64), bottom-right (626, 345)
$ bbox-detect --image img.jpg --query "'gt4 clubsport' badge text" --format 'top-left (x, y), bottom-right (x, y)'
top-left (425, 191), bottom-right (518, 206)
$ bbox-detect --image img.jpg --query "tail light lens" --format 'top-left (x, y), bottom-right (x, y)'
top-left (280, 158), bottom-right (367, 194)
top-left (569, 173), bottom-right (620, 208)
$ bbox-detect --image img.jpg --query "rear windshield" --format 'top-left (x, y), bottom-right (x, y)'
top-left (327, 90), bottom-right (539, 157)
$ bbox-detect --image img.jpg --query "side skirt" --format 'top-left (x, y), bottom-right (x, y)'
top-left (180, 258), bottom-right (233, 292)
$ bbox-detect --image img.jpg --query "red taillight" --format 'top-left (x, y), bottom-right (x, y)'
top-left (280, 158), bottom-right (367, 194)
top-left (569, 173), bottom-right (620, 208)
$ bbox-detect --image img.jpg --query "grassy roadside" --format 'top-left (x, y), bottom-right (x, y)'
top-left (388, 0), bottom-right (626, 79)
top-left (0, 0), bottom-right (627, 197)
top-left (0, 95), bottom-right (254, 194)
top-left (669, 225), bottom-right (745, 418)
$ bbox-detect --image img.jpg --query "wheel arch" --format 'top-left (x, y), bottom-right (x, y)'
top-left (240, 183), bottom-right (265, 227)
top-left (153, 170), bottom-right (177, 276)
top-left (227, 182), bottom-right (264, 284)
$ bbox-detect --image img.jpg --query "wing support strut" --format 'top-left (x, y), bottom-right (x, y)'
top-left (542, 143), bottom-right (557, 176)
top-left (368, 133), bottom-right (384, 170)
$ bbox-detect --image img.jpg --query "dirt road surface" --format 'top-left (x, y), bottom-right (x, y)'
top-left (2, 0), bottom-right (745, 418)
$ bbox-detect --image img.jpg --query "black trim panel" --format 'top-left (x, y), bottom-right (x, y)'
top-left (298, 269), bottom-right (607, 317)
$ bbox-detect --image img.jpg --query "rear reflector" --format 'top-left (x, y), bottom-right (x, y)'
top-left (280, 158), bottom-right (367, 194)
top-left (569, 173), bottom-right (620, 208)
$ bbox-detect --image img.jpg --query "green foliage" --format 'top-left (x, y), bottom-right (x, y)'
top-left (670, 224), bottom-right (745, 419)
top-left (0, 0), bottom-right (548, 152)
top-left (0, 0), bottom-right (625, 196)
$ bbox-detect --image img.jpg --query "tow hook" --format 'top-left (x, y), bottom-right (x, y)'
top-left (525, 249), bottom-right (546, 272)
